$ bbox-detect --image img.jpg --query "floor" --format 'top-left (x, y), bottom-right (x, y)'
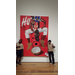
top-left (16, 62), bottom-right (58, 75)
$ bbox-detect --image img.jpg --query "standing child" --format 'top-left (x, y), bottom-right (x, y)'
top-left (16, 39), bottom-right (24, 67)
top-left (48, 40), bottom-right (55, 65)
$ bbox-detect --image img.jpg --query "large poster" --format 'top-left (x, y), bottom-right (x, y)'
top-left (20, 15), bottom-right (49, 56)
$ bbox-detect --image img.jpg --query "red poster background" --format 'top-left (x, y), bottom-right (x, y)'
top-left (20, 15), bottom-right (49, 56)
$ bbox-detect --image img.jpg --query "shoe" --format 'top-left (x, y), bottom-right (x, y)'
top-left (40, 40), bottom-right (45, 47)
top-left (19, 62), bottom-right (22, 65)
top-left (16, 64), bottom-right (17, 67)
top-left (27, 42), bottom-right (32, 50)
top-left (53, 64), bottom-right (55, 65)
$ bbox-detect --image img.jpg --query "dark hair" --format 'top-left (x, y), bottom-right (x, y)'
top-left (31, 16), bottom-right (34, 19)
top-left (19, 39), bottom-right (22, 41)
top-left (48, 40), bottom-right (51, 42)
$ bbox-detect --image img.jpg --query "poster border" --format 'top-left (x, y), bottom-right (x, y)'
top-left (20, 14), bottom-right (50, 57)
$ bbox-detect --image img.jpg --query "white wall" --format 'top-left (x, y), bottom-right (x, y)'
top-left (16, 0), bottom-right (58, 62)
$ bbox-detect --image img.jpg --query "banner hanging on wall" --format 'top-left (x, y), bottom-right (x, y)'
top-left (20, 15), bottom-right (49, 56)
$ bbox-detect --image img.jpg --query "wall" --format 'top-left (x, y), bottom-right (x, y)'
top-left (16, 0), bottom-right (58, 62)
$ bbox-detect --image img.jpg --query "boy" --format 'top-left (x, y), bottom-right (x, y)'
top-left (16, 39), bottom-right (24, 67)
top-left (48, 40), bottom-right (55, 65)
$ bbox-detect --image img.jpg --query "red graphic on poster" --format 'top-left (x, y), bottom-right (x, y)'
top-left (20, 15), bottom-right (49, 56)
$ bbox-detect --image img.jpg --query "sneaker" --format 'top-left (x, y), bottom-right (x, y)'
top-left (19, 62), bottom-right (22, 65)
top-left (16, 64), bottom-right (17, 67)
top-left (40, 40), bottom-right (45, 47)
top-left (27, 42), bottom-right (32, 50)
top-left (50, 63), bottom-right (52, 64)
top-left (53, 64), bottom-right (55, 65)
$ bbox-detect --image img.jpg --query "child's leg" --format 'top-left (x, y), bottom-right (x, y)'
top-left (52, 52), bottom-right (55, 64)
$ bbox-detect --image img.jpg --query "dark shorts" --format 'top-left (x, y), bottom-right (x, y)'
top-left (16, 49), bottom-right (23, 58)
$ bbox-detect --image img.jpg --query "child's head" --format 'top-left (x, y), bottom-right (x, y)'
top-left (48, 40), bottom-right (51, 44)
